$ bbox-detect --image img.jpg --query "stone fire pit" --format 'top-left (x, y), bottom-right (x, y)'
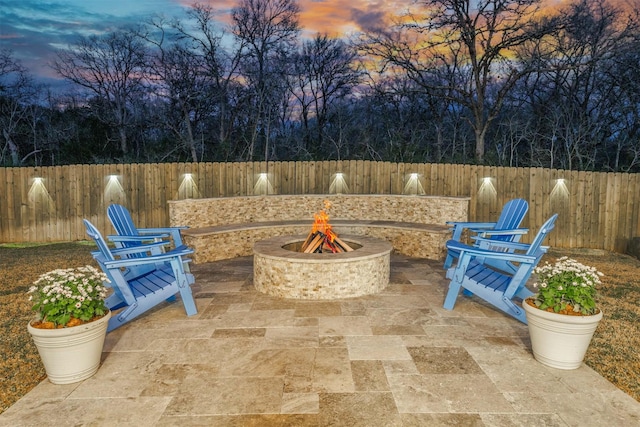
top-left (253, 234), bottom-right (392, 299)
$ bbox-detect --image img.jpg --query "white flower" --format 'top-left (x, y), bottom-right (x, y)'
top-left (27, 265), bottom-right (109, 327)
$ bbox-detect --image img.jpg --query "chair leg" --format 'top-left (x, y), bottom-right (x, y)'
top-left (443, 253), bottom-right (454, 269)
top-left (107, 303), bottom-right (139, 332)
top-left (175, 272), bottom-right (197, 316)
top-left (499, 297), bottom-right (528, 324)
top-left (443, 280), bottom-right (463, 310)
top-left (178, 286), bottom-right (197, 316)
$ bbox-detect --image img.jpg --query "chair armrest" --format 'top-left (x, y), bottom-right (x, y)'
top-left (164, 244), bottom-right (193, 256)
top-left (105, 241), bottom-right (171, 257)
top-left (446, 221), bottom-right (498, 241)
top-left (102, 247), bottom-right (194, 269)
top-left (137, 226), bottom-right (188, 234)
top-left (446, 240), bottom-right (538, 264)
top-left (473, 237), bottom-right (548, 253)
top-left (471, 228), bottom-right (529, 236)
top-left (446, 221), bottom-right (496, 229)
top-left (138, 227), bottom-right (187, 246)
top-left (446, 221), bottom-right (497, 230)
top-left (108, 234), bottom-right (169, 242)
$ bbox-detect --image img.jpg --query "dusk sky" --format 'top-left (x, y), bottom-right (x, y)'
top-left (0, 0), bottom-right (400, 88)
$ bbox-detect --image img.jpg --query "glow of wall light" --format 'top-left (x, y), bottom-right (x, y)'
top-left (104, 174), bottom-right (126, 204)
top-left (550, 178), bottom-right (569, 200)
top-left (329, 172), bottom-right (349, 194)
top-left (178, 173), bottom-right (201, 199)
top-left (478, 176), bottom-right (497, 200)
top-left (254, 172), bottom-right (274, 195)
top-left (28, 177), bottom-right (56, 211)
top-left (403, 173), bottom-right (425, 195)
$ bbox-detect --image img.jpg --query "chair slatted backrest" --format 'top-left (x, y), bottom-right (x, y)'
top-left (107, 204), bottom-right (138, 237)
top-left (491, 198), bottom-right (529, 241)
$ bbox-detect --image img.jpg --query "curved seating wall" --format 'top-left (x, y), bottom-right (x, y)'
top-left (168, 194), bottom-right (470, 263)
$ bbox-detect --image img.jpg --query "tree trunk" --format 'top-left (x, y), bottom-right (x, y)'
top-left (118, 127), bottom-right (128, 154)
top-left (183, 108), bottom-right (198, 162)
top-left (475, 127), bottom-right (485, 164)
top-left (3, 129), bottom-right (20, 166)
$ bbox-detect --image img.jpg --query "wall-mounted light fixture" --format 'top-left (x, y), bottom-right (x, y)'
top-left (551, 178), bottom-right (569, 200)
top-left (178, 173), bottom-right (200, 199)
top-left (254, 172), bottom-right (274, 195)
top-left (105, 174), bottom-right (125, 204)
top-left (28, 176), bottom-right (55, 211)
top-left (329, 172), bottom-right (349, 194)
top-left (478, 176), bottom-right (497, 201)
top-left (403, 173), bottom-right (425, 195)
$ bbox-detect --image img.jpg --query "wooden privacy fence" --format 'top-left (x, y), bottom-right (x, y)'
top-left (1, 161), bottom-right (639, 252)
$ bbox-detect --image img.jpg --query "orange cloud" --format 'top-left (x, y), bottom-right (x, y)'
top-left (299, 0), bottom-right (398, 37)
top-left (176, 0), bottom-right (399, 38)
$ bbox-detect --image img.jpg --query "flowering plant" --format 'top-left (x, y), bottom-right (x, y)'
top-left (531, 257), bottom-right (602, 315)
top-left (28, 266), bottom-right (110, 328)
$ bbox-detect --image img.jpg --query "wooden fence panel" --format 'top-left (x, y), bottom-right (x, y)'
top-left (594, 172), bottom-right (607, 250)
top-left (572, 171), bottom-right (584, 248)
top-left (1, 162), bottom-right (640, 252)
top-left (619, 172), bottom-right (636, 252)
top-left (380, 162), bottom-right (391, 194)
top-left (345, 160), bottom-right (355, 194)
top-left (606, 173), bottom-right (621, 252)
top-left (629, 174), bottom-right (640, 245)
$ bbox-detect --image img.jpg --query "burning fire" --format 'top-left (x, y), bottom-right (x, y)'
top-left (312, 201), bottom-right (336, 241)
top-left (301, 200), bottom-right (353, 253)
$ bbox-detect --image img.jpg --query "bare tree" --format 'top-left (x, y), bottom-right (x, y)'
top-left (231, 0), bottom-right (300, 161)
top-left (359, 0), bottom-right (559, 163)
top-left (143, 14), bottom-right (215, 162)
top-left (52, 29), bottom-right (147, 155)
top-left (289, 34), bottom-right (362, 156)
top-left (515, 0), bottom-right (640, 170)
top-left (0, 49), bottom-right (42, 165)
top-left (173, 4), bottom-right (245, 160)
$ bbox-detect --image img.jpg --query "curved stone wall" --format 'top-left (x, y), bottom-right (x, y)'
top-left (253, 235), bottom-right (392, 299)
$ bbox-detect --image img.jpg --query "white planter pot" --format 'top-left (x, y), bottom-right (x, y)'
top-left (523, 300), bottom-right (602, 370)
top-left (27, 311), bottom-right (111, 384)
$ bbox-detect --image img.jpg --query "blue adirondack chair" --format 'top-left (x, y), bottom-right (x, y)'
top-left (107, 203), bottom-right (187, 250)
top-left (444, 198), bottom-right (529, 270)
top-left (84, 219), bottom-right (198, 332)
top-left (442, 214), bottom-right (558, 324)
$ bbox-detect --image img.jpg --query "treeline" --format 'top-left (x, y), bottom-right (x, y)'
top-left (1, 0), bottom-right (640, 171)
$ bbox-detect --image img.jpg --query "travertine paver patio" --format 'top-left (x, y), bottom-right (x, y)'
top-left (1, 254), bottom-right (639, 426)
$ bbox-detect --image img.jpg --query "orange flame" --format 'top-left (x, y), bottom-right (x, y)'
top-left (312, 211), bottom-right (337, 242)
top-left (311, 200), bottom-right (337, 243)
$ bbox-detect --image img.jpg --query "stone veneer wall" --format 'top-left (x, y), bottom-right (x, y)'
top-left (169, 194), bottom-right (469, 227)
top-left (253, 235), bottom-right (392, 299)
top-left (169, 194), bottom-right (469, 263)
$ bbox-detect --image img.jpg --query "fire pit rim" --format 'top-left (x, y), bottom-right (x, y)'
top-left (253, 234), bottom-right (392, 263)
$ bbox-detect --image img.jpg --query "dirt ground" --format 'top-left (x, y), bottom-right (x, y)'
top-left (1, 243), bottom-right (639, 414)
